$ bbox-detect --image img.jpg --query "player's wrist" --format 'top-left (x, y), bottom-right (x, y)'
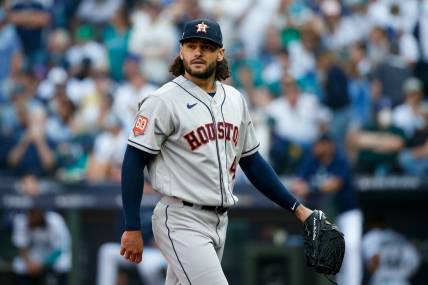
top-left (295, 204), bottom-right (313, 223)
top-left (124, 223), bottom-right (141, 231)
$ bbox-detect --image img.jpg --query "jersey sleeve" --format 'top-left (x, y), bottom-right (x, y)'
top-left (127, 95), bottom-right (174, 154)
top-left (240, 99), bottom-right (260, 157)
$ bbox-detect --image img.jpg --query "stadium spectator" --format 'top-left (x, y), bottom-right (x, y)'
top-left (392, 77), bottom-right (427, 139)
top-left (46, 29), bottom-right (71, 69)
top-left (76, 0), bottom-right (123, 27)
top-left (128, 0), bottom-right (177, 84)
top-left (4, 81), bottom-right (55, 177)
top-left (262, 47), bottom-right (291, 98)
top-left (70, 72), bottom-right (114, 136)
top-left (287, 25), bottom-right (320, 95)
top-left (366, 26), bottom-right (390, 69)
top-left (414, 0), bottom-right (428, 93)
top-left (0, 8), bottom-right (22, 94)
top-left (291, 133), bottom-right (362, 285)
top-left (348, 99), bottom-right (406, 174)
top-left (237, 0), bottom-right (281, 58)
top-left (362, 215), bottom-right (420, 285)
top-left (347, 42), bottom-right (372, 129)
top-left (66, 25), bottom-right (108, 78)
top-left (113, 56), bottom-right (157, 130)
top-left (398, 109), bottom-right (428, 175)
top-left (266, 74), bottom-right (329, 174)
top-left (85, 113), bottom-right (127, 183)
top-left (36, 66), bottom-right (68, 103)
top-left (318, 50), bottom-right (352, 153)
top-left (320, 0), bottom-right (364, 51)
top-left (102, 7), bottom-right (131, 82)
top-left (6, 0), bottom-right (51, 74)
top-left (371, 42), bottom-right (412, 107)
top-left (11, 208), bottom-right (71, 285)
top-left (169, 0), bottom-right (203, 35)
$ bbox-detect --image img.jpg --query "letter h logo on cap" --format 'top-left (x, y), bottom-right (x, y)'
top-left (196, 22), bottom-right (208, 33)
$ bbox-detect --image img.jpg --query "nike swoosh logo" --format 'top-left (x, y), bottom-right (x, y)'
top-left (187, 102), bottom-right (197, 109)
top-left (291, 201), bottom-right (298, 211)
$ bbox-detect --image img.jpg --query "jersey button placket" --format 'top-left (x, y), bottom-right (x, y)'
top-left (213, 99), bottom-right (229, 206)
top-left (210, 99), bottom-right (227, 206)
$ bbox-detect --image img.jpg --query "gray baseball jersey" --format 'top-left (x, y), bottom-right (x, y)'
top-left (127, 75), bottom-right (259, 207)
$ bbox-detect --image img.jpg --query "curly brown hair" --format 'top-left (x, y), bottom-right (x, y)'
top-left (169, 56), bottom-right (231, 81)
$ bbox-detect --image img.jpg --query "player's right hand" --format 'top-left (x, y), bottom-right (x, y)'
top-left (120, 230), bottom-right (144, 264)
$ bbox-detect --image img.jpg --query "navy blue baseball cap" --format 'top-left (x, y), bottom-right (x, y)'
top-left (180, 18), bottom-right (223, 47)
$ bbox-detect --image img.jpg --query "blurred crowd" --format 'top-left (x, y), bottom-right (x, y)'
top-left (0, 0), bottom-right (426, 284)
top-left (0, 0), bottom-right (428, 185)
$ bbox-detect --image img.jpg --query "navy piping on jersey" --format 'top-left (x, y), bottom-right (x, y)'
top-left (242, 143), bottom-right (260, 156)
top-left (165, 205), bottom-right (192, 285)
top-left (172, 80), bottom-right (225, 208)
top-left (127, 139), bottom-right (160, 153)
top-left (220, 84), bottom-right (236, 206)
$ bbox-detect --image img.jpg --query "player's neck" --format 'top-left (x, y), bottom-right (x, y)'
top-left (184, 73), bottom-right (216, 93)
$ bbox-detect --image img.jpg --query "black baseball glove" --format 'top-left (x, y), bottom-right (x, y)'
top-left (303, 210), bottom-right (345, 275)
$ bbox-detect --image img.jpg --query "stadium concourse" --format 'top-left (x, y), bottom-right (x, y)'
top-left (0, 0), bottom-right (428, 284)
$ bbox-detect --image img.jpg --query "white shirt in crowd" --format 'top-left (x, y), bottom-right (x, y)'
top-left (392, 103), bottom-right (427, 138)
top-left (266, 93), bottom-right (329, 146)
top-left (113, 81), bottom-right (158, 130)
top-left (129, 9), bottom-right (177, 84)
top-left (93, 130), bottom-right (128, 166)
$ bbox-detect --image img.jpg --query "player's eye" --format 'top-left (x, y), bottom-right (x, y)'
top-left (202, 44), bottom-right (215, 52)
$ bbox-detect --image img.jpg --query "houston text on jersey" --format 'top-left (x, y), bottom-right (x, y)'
top-left (183, 121), bottom-right (239, 151)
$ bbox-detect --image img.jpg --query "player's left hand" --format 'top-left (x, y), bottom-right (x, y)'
top-left (303, 210), bottom-right (345, 275)
top-left (120, 230), bottom-right (144, 263)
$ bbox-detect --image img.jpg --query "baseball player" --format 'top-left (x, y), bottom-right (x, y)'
top-left (120, 18), bottom-right (314, 284)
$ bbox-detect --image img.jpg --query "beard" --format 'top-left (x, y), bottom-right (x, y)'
top-left (183, 58), bottom-right (217, 79)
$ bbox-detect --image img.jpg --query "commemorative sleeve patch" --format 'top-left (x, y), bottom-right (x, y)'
top-left (133, 116), bottom-right (148, 136)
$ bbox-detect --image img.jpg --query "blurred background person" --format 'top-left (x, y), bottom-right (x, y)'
top-left (266, 74), bottom-right (329, 174)
top-left (6, 0), bottom-right (51, 75)
top-left (348, 99), bottom-right (406, 175)
top-left (112, 55), bottom-right (157, 130)
top-left (362, 215), bottom-right (420, 285)
top-left (128, 0), bottom-right (177, 85)
top-left (392, 77), bottom-right (427, 139)
top-left (0, 7), bottom-right (22, 100)
top-left (398, 108), bottom-right (428, 175)
top-left (291, 133), bottom-right (362, 285)
top-left (11, 208), bottom-right (71, 285)
top-left (85, 112), bottom-right (127, 183)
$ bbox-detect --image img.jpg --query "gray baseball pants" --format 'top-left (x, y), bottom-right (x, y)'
top-left (152, 196), bottom-right (229, 285)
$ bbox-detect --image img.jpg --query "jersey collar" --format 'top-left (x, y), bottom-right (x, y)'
top-left (173, 76), bottom-right (225, 107)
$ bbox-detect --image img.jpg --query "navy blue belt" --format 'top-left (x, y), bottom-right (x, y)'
top-left (182, 200), bottom-right (229, 214)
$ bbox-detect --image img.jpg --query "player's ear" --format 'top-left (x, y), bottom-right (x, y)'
top-left (179, 46), bottom-right (184, 60)
top-left (217, 48), bottom-right (225, 62)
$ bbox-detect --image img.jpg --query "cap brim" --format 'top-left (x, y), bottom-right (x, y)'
top-left (180, 36), bottom-right (222, 47)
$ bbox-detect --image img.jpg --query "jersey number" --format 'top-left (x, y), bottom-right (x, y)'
top-left (230, 156), bottom-right (237, 180)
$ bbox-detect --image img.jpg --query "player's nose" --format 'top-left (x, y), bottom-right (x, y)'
top-left (194, 47), bottom-right (202, 56)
